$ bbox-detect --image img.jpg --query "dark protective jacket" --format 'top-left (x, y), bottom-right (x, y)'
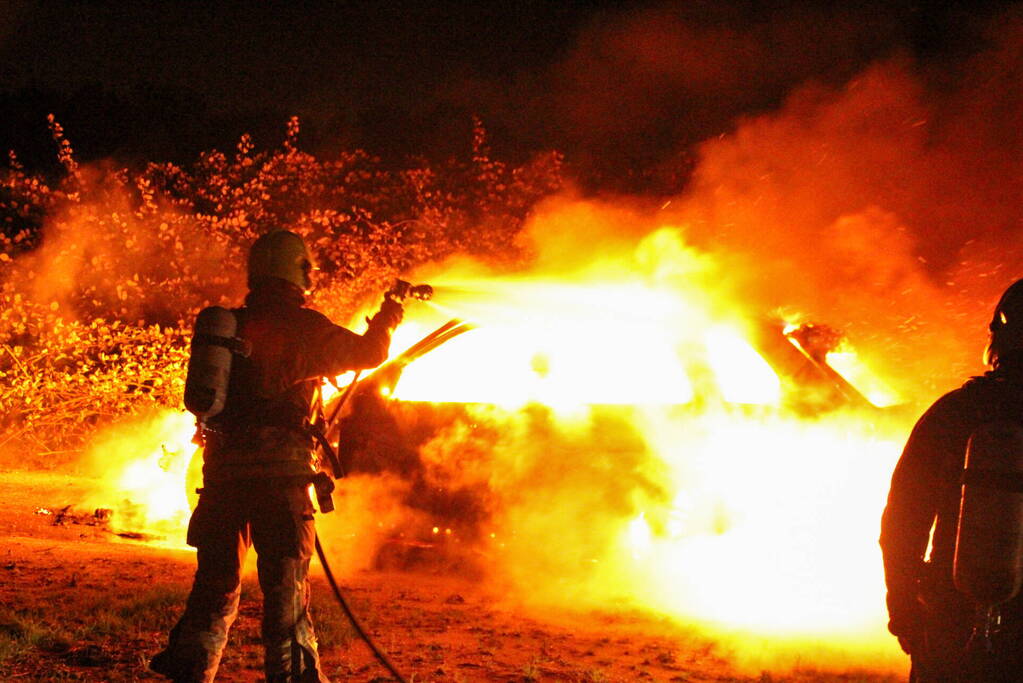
top-left (202, 278), bottom-right (399, 483)
top-left (880, 355), bottom-right (1023, 645)
top-left (151, 278), bottom-right (401, 682)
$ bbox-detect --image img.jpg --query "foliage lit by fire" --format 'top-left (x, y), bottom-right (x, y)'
top-left (0, 117), bottom-right (562, 459)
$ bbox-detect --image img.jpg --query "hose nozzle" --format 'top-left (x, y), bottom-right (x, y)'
top-left (388, 279), bottom-right (433, 302)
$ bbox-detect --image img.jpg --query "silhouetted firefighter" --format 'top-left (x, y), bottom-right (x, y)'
top-left (881, 278), bottom-right (1023, 682)
top-left (150, 230), bottom-right (403, 682)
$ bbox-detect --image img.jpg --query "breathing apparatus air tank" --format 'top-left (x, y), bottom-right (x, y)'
top-left (184, 306), bottom-right (247, 419)
top-left (954, 420), bottom-right (1023, 608)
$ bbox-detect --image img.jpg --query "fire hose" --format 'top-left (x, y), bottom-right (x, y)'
top-left (313, 314), bottom-right (473, 683)
top-left (314, 535), bottom-right (408, 683)
top-left (313, 379), bottom-right (408, 682)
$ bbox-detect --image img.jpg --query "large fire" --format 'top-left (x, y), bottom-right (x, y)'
top-left (9, 18), bottom-right (1023, 678)
top-left (88, 224), bottom-right (911, 674)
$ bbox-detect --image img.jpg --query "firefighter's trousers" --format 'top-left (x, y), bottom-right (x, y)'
top-left (151, 483), bottom-right (329, 683)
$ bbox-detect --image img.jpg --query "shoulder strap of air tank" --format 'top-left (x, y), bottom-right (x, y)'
top-left (192, 333), bottom-right (251, 357)
top-left (189, 306), bottom-right (252, 357)
top-left (962, 468), bottom-right (1023, 493)
top-left (961, 372), bottom-right (1015, 426)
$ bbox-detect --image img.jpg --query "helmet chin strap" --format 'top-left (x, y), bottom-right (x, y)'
top-left (300, 258), bottom-right (315, 292)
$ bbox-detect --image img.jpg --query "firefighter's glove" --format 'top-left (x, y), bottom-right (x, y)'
top-left (887, 592), bottom-right (924, 654)
top-left (368, 298), bottom-right (404, 333)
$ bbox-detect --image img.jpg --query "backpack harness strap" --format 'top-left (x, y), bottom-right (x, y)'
top-left (191, 332), bottom-right (252, 358)
top-left (962, 468), bottom-right (1023, 493)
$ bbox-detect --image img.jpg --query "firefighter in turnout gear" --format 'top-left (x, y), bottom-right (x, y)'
top-left (150, 230), bottom-right (403, 682)
top-left (881, 279), bottom-right (1023, 682)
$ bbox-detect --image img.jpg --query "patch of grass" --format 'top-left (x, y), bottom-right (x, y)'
top-left (310, 591), bottom-right (360, 651)
top-left (0, 584), bottom-right (192, 679)
top-left (523, 655), bottom-right (544, 681)
top-left (0, 606), bottom-right (74, 673)
top-left (75, 584), bottom-right (188, 640)
top-left (30, 629), bottom-right (72, 654)
top-left (0, 610), bottom-right (26, 639)
top-left (112, 584), bottom-right (188, 622)
top-left (0, 613), bottom-right (26, 668)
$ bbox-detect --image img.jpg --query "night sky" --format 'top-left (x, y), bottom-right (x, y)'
top-left (0, 0), bottom-right (1016, 190)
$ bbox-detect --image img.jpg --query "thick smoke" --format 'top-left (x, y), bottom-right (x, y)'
top-left (666, 15), bottom-right (1023, 396)
top-left (445, 2), bottom-right (961, 191)
top-left (9, 164), bottom-right (242, 325)
top-left (548, 3), bottom-right (904, 181)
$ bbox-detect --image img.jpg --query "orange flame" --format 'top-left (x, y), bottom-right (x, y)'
top-left (81, 409), bottom-right (198, 544)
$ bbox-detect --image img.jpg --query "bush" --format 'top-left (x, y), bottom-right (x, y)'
top-left (0, 116), bottom-right (563, 461)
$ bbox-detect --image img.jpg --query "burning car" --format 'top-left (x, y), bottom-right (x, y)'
top-left (321, 275), bottom-right (902, 576)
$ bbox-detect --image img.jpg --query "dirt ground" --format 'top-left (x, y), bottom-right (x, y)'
top-left (0, 470), bottom-right (905, 682)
